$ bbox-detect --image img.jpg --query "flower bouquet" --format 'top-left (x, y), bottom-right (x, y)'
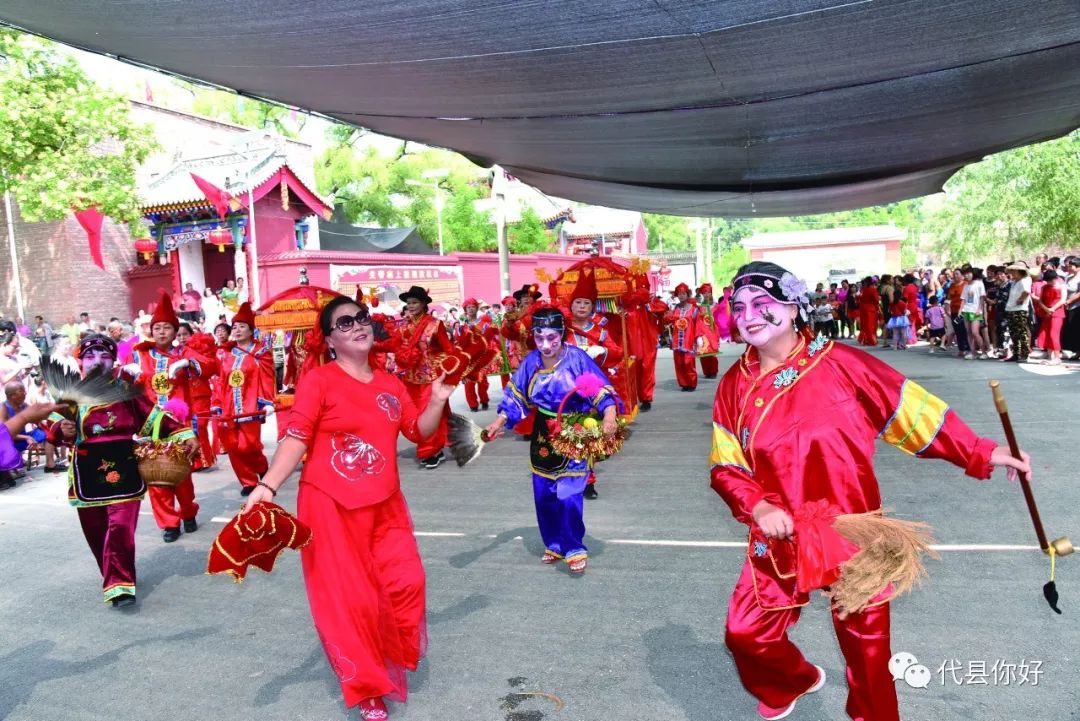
top-left (547, 374), bottom-right (627, 462)
top-left (135, 399), bottom-right (192, 487)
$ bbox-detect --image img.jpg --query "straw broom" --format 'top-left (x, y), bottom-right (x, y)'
top-left (825, 510), bottom-right (939, 618)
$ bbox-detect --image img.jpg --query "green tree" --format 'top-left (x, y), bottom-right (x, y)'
top-left (931, 131), bottom-right (1080, 261)
top-left (0, 30), bottom-right (157, 223)
top-left (316, 127), bottom-right (497, 251)
top-left (642, 213), bottom-right (693, 251)
top-left (191, 88), bottom-right (301, 138)
top-left (508, 207), bottom-right (550, 253)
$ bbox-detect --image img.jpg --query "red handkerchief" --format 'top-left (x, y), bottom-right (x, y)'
top-left (207, 502), bottom-right (312, 582)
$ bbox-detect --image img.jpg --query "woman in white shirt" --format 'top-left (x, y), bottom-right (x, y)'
top-left (960, 267), bottom-right (989, 359)
top-left (201, 288), bottom-right (225, 330)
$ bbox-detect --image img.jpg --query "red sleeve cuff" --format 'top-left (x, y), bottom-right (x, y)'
top-left (965, 436), bottom-right (997, 480)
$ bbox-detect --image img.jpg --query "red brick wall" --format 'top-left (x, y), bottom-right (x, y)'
top-left (0, 199), bottom-right (138, 326)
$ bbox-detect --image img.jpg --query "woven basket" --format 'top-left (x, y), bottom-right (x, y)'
top-left (137, 410), bottom-right (191, 487)
top-left (139, 452), bottom-right (191, 487)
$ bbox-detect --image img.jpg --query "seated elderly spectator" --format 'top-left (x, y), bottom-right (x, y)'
top-left (0, 381), bottom-right (64, 474)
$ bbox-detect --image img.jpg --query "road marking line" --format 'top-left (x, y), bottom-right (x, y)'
top-left (414, 531), bottom-right (467, 537)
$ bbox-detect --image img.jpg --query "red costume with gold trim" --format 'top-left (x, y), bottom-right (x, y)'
top-left (213, 303), bottom-right (276, 490)
top-left (621, 276), bottom-right (664, 404)
top-left (696, 283), bottom-right (721, 379)
top-left (664, 287), bottom-right (708, 390)
top-left (710, 333), bottom-right (996, 721)
top-left (128, 293), bottom-right (210, 530)
top-left (395, 313), bottom-right (454, 459)
top-left (453, 300), bottom-right (500, 411)
top-left (185, 332), bottom-right (219, 470)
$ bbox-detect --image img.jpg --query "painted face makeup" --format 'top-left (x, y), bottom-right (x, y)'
top-left (81, 349), bottom-right (115, 375)
top-left (731, 287), bottom-right (795, 348)
top-left (533, 328), bottom-right (563, 357)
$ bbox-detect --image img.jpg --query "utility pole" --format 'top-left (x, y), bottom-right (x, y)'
top-left (496, 192), bottom-right (510, 299)
top-left (694, 219), bottom-right (705, 288)
top-left (3, 190), bottom-right (25, 320)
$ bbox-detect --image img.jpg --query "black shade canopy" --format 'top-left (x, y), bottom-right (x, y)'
top-left (2, 1), bottom-right (1079, 216)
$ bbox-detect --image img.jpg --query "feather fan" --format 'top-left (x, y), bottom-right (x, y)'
top-left (40, 361), bottom-right (143, 415)
top-left (447, 413), bottom-right (490, 467)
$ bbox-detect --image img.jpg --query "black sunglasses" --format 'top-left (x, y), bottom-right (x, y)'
top-left (332, 311), bottom-right (372, 333)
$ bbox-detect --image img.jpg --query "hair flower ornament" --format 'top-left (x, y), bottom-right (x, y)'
top-left (779, 272), bottom-right (809, 304)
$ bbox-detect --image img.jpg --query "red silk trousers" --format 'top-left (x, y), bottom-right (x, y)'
top-left (220, 421), bottom-right (269, 488)
top-left (403, 381), bottom-right (448, 459)
top-left (463, 375), bottom-right (490, 410)
top-left (148, 476), bottom-right (199, 529)
top-left (699, 355), bottom-right (719, 378)
top-left (725, 561), bottom-right (899, 721)
top-left (635, 347), bottom-right (657, 402)
top-left (673, 351), bottom-right (698, 389)
top-left (299, 485), bottom-right (427, 706)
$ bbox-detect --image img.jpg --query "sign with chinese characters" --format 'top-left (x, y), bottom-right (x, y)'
top-left (330, 265), bottom-right (464, 307)
top-left (160, 220), bottom-right (245, 251)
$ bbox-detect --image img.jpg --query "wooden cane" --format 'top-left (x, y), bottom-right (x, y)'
top-left (990, 380), bottom-right (1073, 557)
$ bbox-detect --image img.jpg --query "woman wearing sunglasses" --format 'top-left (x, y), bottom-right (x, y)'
top-left (243, 295), bottom-right (453, 721)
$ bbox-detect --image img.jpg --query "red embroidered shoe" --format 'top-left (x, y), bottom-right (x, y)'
top-left (359, 697), bottom-right (388, 721)
top-left (541, 550), bottom-right (560, 564)
top-left (757, 664), bottom-right (825, 720)
top-left (568, 556), bottom-right (588, 574)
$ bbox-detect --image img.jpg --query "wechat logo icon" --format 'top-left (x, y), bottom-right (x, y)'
top-left (890, 651), bottom-right (932, 689)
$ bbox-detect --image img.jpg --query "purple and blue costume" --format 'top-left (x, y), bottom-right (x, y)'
top-left (497, 345), bottom-right (620, 564)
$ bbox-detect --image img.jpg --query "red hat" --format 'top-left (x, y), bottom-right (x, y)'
top-left (672, 282), bottom-right (691, 296)
top-left (501, 295), bottom-right (515, 306)
top-left (207, 502), bottom-right (312, 582)
top-left (150, 290), bottom-right (180, 329)
top-left (697, 283), bottom-right (713, 295)
top-left (570, 267), bottom-right (598, 303)
top-left (232, 302), bottom-right (256, 327)
top-left (462, 297), bottom-right (479, 309)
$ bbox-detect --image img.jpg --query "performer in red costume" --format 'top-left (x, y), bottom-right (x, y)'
top-left (664, 283), bottom-right (707, 392)
top-left (711, 261), bottom-right (1031, 721)
top-left (696, 283), bottom-right (721, 379)
top-left (214, 303), bottom-right (276, 496)
top-left (121, 292), bottom-right (210, 542)
top-left (452, 298), bottom-right (498, 412)
top-left (395, 286), bottom-right (455, 468)
top-left (857, 276), bottom-right (881, 346)
top-left (493, 295), bottom-right (519, 388)
top-left (243, 295), bottom-right (453, 721)
top-left (176, 324), bottom-right (219, 472)
top-left (566, 268), bottom-right (625, 499)
top-left (621, 273), bottom-right (664, 412)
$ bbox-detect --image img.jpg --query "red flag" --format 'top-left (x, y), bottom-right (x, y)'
top-left (190, 173), bottom-right (238, 219)
top-left (73, 207), bottom-right (105, 270)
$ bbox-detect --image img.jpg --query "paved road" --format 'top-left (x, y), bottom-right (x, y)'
top-left (1, 342), bottom-right (1076, 721)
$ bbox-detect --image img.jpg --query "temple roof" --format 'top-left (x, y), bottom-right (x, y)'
top-left (140, 131), bottom-right (330, 217)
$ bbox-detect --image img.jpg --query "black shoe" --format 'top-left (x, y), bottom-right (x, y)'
top-left (481, 403), bottom-right (489, 411)
top-left (183, 518), bottom-right (198, 533)
top-left (44, 464), bottom-right (68, 473)
top-left (469, 407), bottom-right (479, 413)
top-left (704, 375), bottom-right (717, 379)
top-left (111, 594), bottom-right (136, 608)
top-left (584, 484), bottom-right (598, 500)
top-left (421, 452), bottom-right (445, 469)
top-left (640, 400), bottom-right (652, 411)
top-left (0, 478), bottom-right (15, 490)
top-left (239, 485), bottom-right (255, 497)
top-left (162, 527), bottom-right (181, 543)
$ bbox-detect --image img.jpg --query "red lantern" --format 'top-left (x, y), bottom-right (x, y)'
top-left (208, 227), bottom-right (232, 253)
top-left (133, 237), bottom-right (157, 260)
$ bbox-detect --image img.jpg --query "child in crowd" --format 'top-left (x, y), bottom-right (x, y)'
top-left (813, 299), bottom-right (835, 339)
top-left (925, 295), bottom-right (947, 353)
top-left (886, 298), bottom-right (910, 350)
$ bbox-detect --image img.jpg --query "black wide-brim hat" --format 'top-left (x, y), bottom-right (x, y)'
top-left (512, 283), bottom-right (542, 302)
top-left (398, 285), bottom-right (433, 305)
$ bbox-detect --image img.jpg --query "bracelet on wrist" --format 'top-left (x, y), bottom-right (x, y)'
top-left (256, 480), bottom-right (278, 497)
